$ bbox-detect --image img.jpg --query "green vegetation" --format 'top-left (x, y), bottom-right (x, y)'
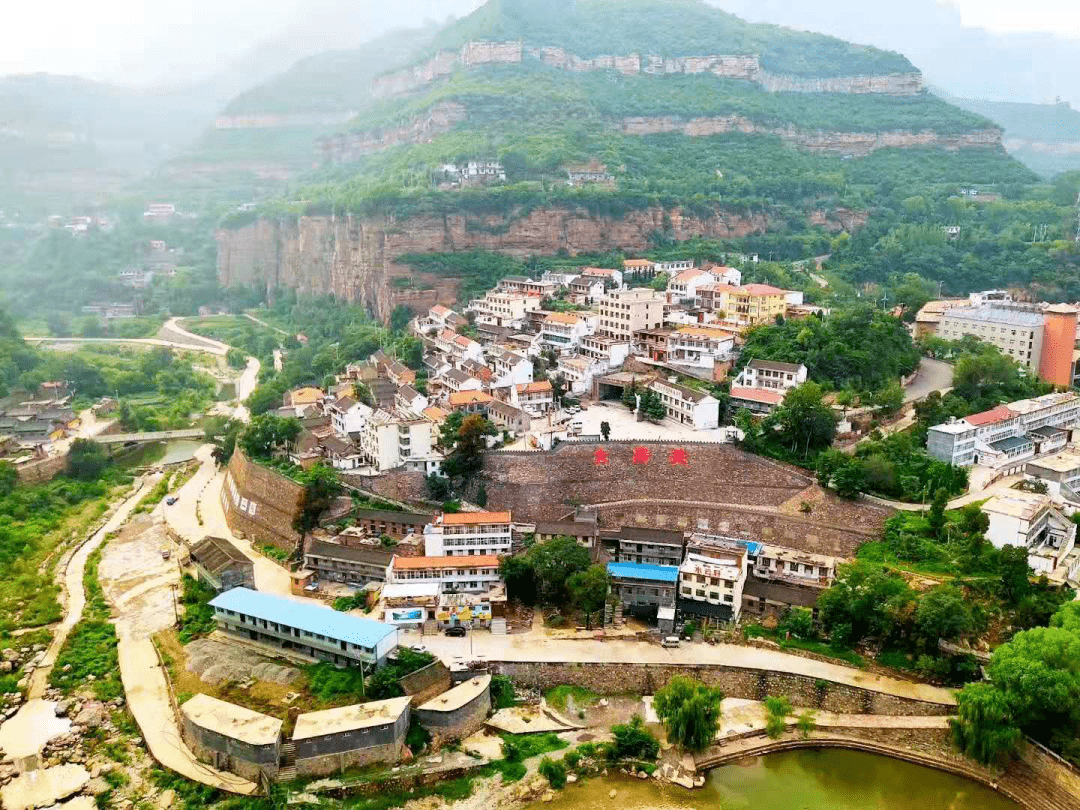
top-left (610, 714), bottom-right (660, 761)
top-left (307, 648), bottom-right (435, 705)
top-left (182, 315), bottom-right (282, 364)
top-left (176, 575), bottom-right (216, 643)
top-left (764, 696), bottom-right (793, 739)
top-left (545, 685), bottom-right (598, 712)
top-left (500, 535), bottom-right (592, 606)
top-left (491, 674), bottom-right (517, 709)
top-left (50, 544), bottom-right (122, 701)
top-left (538, 757), bottom-right (567, 789)
top-left (736, 381), bottom-right (836, 464)
top-left (744, 622), bottom-right (867, 668)
top-left (653, 675), bottom-right (724, 752)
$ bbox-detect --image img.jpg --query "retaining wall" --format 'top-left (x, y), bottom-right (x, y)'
top-left (222, 450), bottom-right (305, 551)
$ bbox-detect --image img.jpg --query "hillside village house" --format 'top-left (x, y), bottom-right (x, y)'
top-left (736, 359), bottom-right (808, 392)
top-left (488, 349), bottom-right (533, 387)
top-left (622, 258), bottom-right (659, 281)
top-left (598, 288), bottom-right (665, 341)
top-left (386, 555), bottom-right (503, 595)
top-left (616, 527), bottom-right (686, 567)
top-left (1025, 451), bottom-right (1080, 505)
top-left (515, 380), bottom-right (555, 414)
top-left (666, 326), bottom-right (736, 374)
top-left (497, 277), bottom-right (557, 298)
top-left (580, 334), bottom-right (632, 369)
top-left (424, 511), bottom-right (513, 557)
top-left (677, 547), bottom-right (747, 626)
top-left (304, 540), bottom-right (395, 587)
top-left (568, 275), bottom-right (606, 305)
top-left (468, 291), bottom-right (541, 330)
top-left (558, 354), bottom-right (606, 396)
top-left (981, 491), bottom-right (1080, 580)
top-left (648, 378), bottom-right (721, 430)
top-left (448, 390), bottom-right (494, 416)
top-left (579, 266), bottom-right (623, 289)
top-left (328, 396), bottom-right (372, 436)
top-left (667, 267), bottom-right (719, 304)
top-left (606, 562), bottom-right (678, 622)
top-left (539, 312), bottom-right (596, 351)
top-left (420, 304), bottom-right (466, 333)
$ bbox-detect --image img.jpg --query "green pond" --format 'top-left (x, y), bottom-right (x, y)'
top-left (528, 749), bottom-right (1020, 810)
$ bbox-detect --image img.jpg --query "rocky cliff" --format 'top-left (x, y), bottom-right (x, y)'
top-left (372, 40), bottom-right (923, 99)
top-left (217, 204), bottom-right (793, 318)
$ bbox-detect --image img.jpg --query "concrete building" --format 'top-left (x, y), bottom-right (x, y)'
top-left (568, 275), bottom-right (606, 305)
top-left (1025, 451), bottom-right (1080, 504)
top-left (539, 312), bottom-right (596, 351)
top-left (386, 555), bottom-right (502, 594)
top-left (350, 508), bottom-right (431, 539)
top-left (676, 548), bottom-right (747, 626)
top-left (666, 326), bottom-right (736, 373)
top-left (667, 267), bottom-right (718, 304)
top-left (489, 349), bottom-right (533, 387)
top-left (181, 694), bottom-right (282, 782)
top-left (580, 334), bottom-right (631, 369)
top-left (728, 387), bottom-right (786, 415)
top-left (468, 291), bottom-right (542, 330)
top-left (292, 697), bottom-right (411, 777)
top-left (927, 393), bottom-right (1080, 467)
top-left (487, 399), bottom-right (532, 435)
top-left (209, 587), bottom-right (399, 667)
top-left (416, 675), bottom-right (491, 746)
top-left (534, 520), bottom-right (599, 549)
top-left (420, 304), bottom-right (466, 333)
top-left (736, 360), bottom-right (808, 392)
top-left (579, 266), bottom-right (623, 289)
top-left (424, 511), bottom-right (513, 557)
top-left (188, 535), bottom-right (255, 592)
top-left (515, 380), bottom-right (555, 415)
top-left (616, 527), bottom-right (686, 567)
top-left (982, 491), bottom-right (1080, 579)
top-left (648, 378), bottom-right (721, 430)
top-left (327, 396), bottom-right (372, 437)
top-left (558, 354), bottom-right (605, 396)
top-left (497, 276), bottom-right (557, 298)
top-left (607, 562), bottom-right (678, 621)
top-left (622, 258), bottom-right (659, 281)
top-left (598, 288), bottom-right (665, 341)
top-left (304, 540), bottom-right (395, 587)
top-left (1040, 305), bottom-right (1079, 387)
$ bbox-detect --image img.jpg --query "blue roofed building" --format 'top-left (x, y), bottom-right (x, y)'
top-left (606, 562), bottom-right (678, 623)
top-left (209, 587), bottom-right (399, 668)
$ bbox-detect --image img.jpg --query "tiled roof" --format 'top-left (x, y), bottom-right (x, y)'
top-left (747, 359), bottom-right (804, 373)
top-left (964, 405), bottom-right (1016, 426)
top-left (517, 381), bottom-right (553, 395)
top-left (739, 283), bottom-right (788, 296)
top-left (439, 511), bottom-right (512, 525)
top-left (448, 391), bottom-right (494, 406)
top-left (730, 387), bottom-right (786, 405)
top-left (545, 313), bottom-right (581, 324)
top-left (392, 555), bottom-right (501, 570)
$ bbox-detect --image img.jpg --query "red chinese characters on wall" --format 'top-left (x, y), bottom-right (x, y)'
top-left (669, 448), bottom-right (690, 466)
top-left (594, 447), bottom-right (610, 465)
top-left (632, 446), bottom-right (652, 465)
top-left (593, 446), bottom-right (691, 466)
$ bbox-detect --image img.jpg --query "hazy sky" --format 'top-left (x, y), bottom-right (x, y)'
top-left (0, 0), bottom-right (1076, 86)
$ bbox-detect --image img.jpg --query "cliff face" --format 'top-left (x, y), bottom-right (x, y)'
top-left (217, 205), bottom-right (779, 319)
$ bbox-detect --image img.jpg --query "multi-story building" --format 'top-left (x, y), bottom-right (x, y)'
top-left (579, 266), bottom-right (623, 289)
top-left (424, 511), bottom-right (513, 557)
top-left (1025, 451), bottom-right (1080, 504)
top-left (598, 288), bottom-right (665, 341)
top-left (538, 312), bottom-right (596, 351)
top-left (720, 284), bottom-right (789, 328)
top-left (304, 540), bottom-right (395, 587)
top-left (696, 283), bottom-right (739, 314)
top-left (667, 326), bottom-right (736, 373)
top-left (616, 527), bottom-right (686, 567)
top-left (354, 410), bottom-right (439, 474)
top-left (209, 587), bottom-right (399, 667)
top-left (927, 393), bottom-right (1080, 467)
top-left (606, 562), bottom-right (678, 621)
top-left (622, 258), bottom-right (658, 282)
top-left (350, 508), bottom-right (432, 539)
top-left (386, 555), bottom-right (502, 594)
top-left (580, 334), bottom-right (631, 369)
top-left (982, 491), bottom-right (1079, 579)
top-left (515, 380), bottom-right (555, 415)
top-left (648, 378), bottom-right (721, 430)
top-left (486, 399), bottom-right (532, 434)
top-left (419, 304), bottom-right (466, 333)
top-left (441, 369), bottom-right (485, 396)
top-left (468, 291), bottom-right (541, 330)
top-left (735, 360), bottom-right (808, 392)
top-left (489, 350), bottom-right (533, 388)
top-left (327, 396), bottom-right (372, 437)
top-left (676, 548), bottom-right (747, 625)
top-left (568, 276), bottom-right (606, 305)
top-left (666, 267), bottom-right (718, 304)
top-left (557, 354), bottom-right (605, 396)
top-left (447, 390), bottom-right (494, 415)
top-left (497, 277), bottom-right (557, 298)
top-left (434, 329), bottom-right (485, 366)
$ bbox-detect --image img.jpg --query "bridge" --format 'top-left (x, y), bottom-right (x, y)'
top-left (96, 429), bottom-right (204, 446)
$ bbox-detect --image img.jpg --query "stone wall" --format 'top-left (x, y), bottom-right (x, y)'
top-left (181, 711), bottom-right (280, 782)
top-left (222, 450), bottom-right (305, 551)
top-left (488, 661), bottom-right (950, 716)
top-left (416, 678), bottom-right (493, 745)
top-left (400, 660), bottom-right (453, 707)
top-left (14, 453), bottom-right (67, 484)
top-left (370, 41), bottom-right (922, 99)
top-left (293, 710), bottom-right (408, 779)
top-left (480, 442), bottom-right (890, 558)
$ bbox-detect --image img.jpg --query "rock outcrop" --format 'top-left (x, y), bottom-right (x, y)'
top-left (217, 204), bottom-right (778, 319)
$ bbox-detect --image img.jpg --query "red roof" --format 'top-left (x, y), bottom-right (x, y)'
top-left (439, 511), bottom-right (512, 525)
top-left (729, 387), bottom-right (785, 405)
top-left (965, 405), bottom-right (1016, 426)
top-left (739, 284), bottom-right (787, 296)
top-left (392, 555), bottom-right (501, 570)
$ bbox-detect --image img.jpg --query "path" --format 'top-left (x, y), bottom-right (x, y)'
top-left (904, 357), bottom-right (954, 404)
top-left (243, 312), bottom-right (289, 336)
top-left (159, 317), bottom-right (231, 354)
top-left (27, 476), bottom-right (154, 698)
top-left (119, 638), bottom-right (257, 795)
top-left (405, 632), bottom-right (954, 706)
top-left (25, 336), bottom-right (227, 356)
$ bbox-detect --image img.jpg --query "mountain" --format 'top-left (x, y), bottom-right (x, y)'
top-left (215, 0), bottom-right (1041, 319)
top-left (939, 93), bottom-right (1080, 179)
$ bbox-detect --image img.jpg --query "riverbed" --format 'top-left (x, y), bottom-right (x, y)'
top-left (528, 749), bottom-right (1020, 810)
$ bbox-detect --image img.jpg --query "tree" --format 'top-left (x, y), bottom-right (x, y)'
top-left (425, 473), bottom-right (451, 501)
top-left (67, 439), bottom-right (108, 480)
top-left (928, 487), bottom-right (948, 541)
top-left (915, 586), bottom-right (973, 645)
top-left (389, 305), bottom-right (413, 334)
top-left (986, 626), bottom-right (1080, 739)
top-left (778, 607), bottom-right (813, 640)
top-left (442, 415), bottom-right (496, 480)
top-left (874, 381), bottom-right (905, 415)
top-left (610, 714), bottom-right (659, 761)
top-left (638, 388), bottom-right (667, 422)
top-left (293, 463), bottom-right (343, 535)
top-left (831, 459), bottom-right (865, 500)
top-left (226, 348), bottom-right (247, 369)
top-left (796, 710), bottom-right (817, 739)
top-left (998, 545), bottom-right (1032, 605)
top-left (238, 414), bottom-right (301, 459)
top-left (771, 382), bottom-right (836, 459)
top-left (245, 384), bottom-right (284, 417)
top-left (566, 565), bottom-right (609, 629)
top-left (600, 421), bottom-right (611, 441)
top-left (817, 562), bottom-right (916, 646)
top-left (764, 696), bottom-right (792, 739)
top-left (523, 536), bottom-right (591, 604)
top-left (951, 683), bottom-right (1021, 766)
top-left (500, 556), bottom-right (537, 605)
top-left (653, 676), bottom-right (724, 752)
top-left (621, 382), bottom-right (638, 411)
top-left (0, 460), bottom-right (17, 497)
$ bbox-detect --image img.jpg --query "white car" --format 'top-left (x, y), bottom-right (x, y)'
top-left (565, 406), bottom-right (581, 415)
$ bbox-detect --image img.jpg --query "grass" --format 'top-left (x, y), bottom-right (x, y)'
top-left (133, 475), bottom-right (171, 514)
top-left (176, 574), bottom-right (216, 643)
top-left (744, 624), bottom-right (867, 669)
top-left (877, 649), bottom-right (918, 672)
top-left (500, 732), bottom-right (569, 761)
top-left (50, 544), bottom-right (123, 701)
top-left (545, 685), bottom-right (598, 712)
top-left (259, 544), bottom-right (291, 562)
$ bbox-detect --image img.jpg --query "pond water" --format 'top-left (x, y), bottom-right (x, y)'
top-left (528, 749), bottom-right (1020, 810)
top-left (159, 440), bottom-right (201, 466)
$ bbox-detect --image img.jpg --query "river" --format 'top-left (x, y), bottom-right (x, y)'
top-left (528, 750), bottom-right (1020, 810)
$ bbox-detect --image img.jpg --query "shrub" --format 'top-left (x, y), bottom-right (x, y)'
top-left (610, 714), bottom-right (659, 761)
top-left (764, 696), bottom-right (792, 739)
top-left (538, 757), bottom-right (567, 789)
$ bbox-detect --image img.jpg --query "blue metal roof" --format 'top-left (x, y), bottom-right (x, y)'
top-left (607, 562), bottom-right (679, 584)
top-left (209, 587), bottom-right (397, 648)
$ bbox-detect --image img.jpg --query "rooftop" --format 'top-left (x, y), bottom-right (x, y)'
top-left (391, 555), bottom-right (501, 570)
top-left (942, 305), bottom-right (1045, 328)
top-left (623, 259), bottom-right (655, 267)
top-left (544, 313), bottom-right (582, 325)
top-left (209, 588), bottom-right (398, 648)
top-left (438, 511), bottom-right (512, 525)
top-left (730, 387), bottom-right (785, 406)
top-left (982, 490), bottom-right (1052, 521)
top-left (381, 582), bottom-right (442, 599)
top-left (517, 381), bottom-right (553, 395)
top-left (675, 326), bottom-right (735, 340)
top-left (190, 536), bottom-right (250, 573)
top-left (1009, 392), bottom-right (1080, 415)
top-left (608, 562), bottom-right (678, 583)
top-left (1026, 450), bottom-right (1080, 474)
top-left (180, 694), bottom-right (282, 747)
top-left (423, 406), bottom-right (449, 422)
top-left (747, 359), bottom-right (805, 373)
top-left (964, 405), bottom-right (1016, 426)
top-left (306, 540), bottom-right (395, 566)
top-left (739, 283), bottom-right (788, 296)
top-left (418, 675), bottom-right (491, 713)
top-left (293, 696), bottom-right (412, 741)
top-left (448, 391), bottom-right (494, 406)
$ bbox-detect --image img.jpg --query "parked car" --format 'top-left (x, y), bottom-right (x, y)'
top-left (565, 406), bottom-right (581, 415)
top-left (165, 496), bottom-right (178, 506)
top-left (444, 626), bottom-right (467, 637)
top-left (662, 636), bottom-right (680, 648)
top-left (160, 549), bottom-right (171, 560)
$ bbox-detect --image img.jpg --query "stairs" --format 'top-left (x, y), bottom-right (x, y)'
top-left (278, 742), bottom-right (297, 782)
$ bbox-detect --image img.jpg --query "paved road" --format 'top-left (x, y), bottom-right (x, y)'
top-left (402, 631), bottom-right (955, 706)
top-left (28, 477), bottom-right (154, 698)
top-left (159, 317), bottom-right (231, 355)
top-left (25, 336), bottom-right (227, 356)
top-left (904, 357), bottom-right (954, 404)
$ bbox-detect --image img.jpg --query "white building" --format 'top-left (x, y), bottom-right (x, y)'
top-left (539, 312), bottom-right (595, 352)
top-left (488, 349), bottom-right (534, 388)
top-left (667, 326), bottom-right (736, 373)
top-left (355, 410), bottom-right (439, 473)
top-left (667, 267), bottom-right (719, 304)
top-left (327, 395), bottom-right (372, 437)
top-left (441, 368), bottom-right (485, 395)
top-left (468, 291), bottom-right (541, 330)
top-left (515, 380), bottom-right (555, 415)
top-left (598, 288), bottom-right (665, 341)
top-left (677, 548), bottom-right (748, 625)
top-left (557, 354), bottom-right (605, 396)
top-left (386, 555), bottom-right (503, 595)
top-left (735, 359), bottom-right (808, 392)
top-left (497, 277), bottom-right (557, 298)
top-left (982, 491), bottom-right (1079, 579)
top-left (648, 378), bottom-right (720, 430)
top-left (1025, 451), bottom-right (1080, 505)
top-left (579, 266), bottom-right (623, 289)
top-left (568, 276), bottom-right (607, 305)
top-left (541, 270), bottom-right (580, 287)
top-left (418, 305), bottom-right (465, 334)
top-left (713, 265), bottom-right (742, 286)
top-left (435, 329), bottom-right (485, 366)
top-left (423, 511), bottom-right (513, 557)
top-left (580, 334), bottom-right (631, 369)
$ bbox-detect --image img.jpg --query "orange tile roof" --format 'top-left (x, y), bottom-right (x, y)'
top-left (448, 391), bottom-right (494, 406)
top-left (392, 555), bottom-right (501, 570)
top-left (423, 406), bottom-right (449, 421)
top-left (545, 312), bottom-right (581, 324)
top-left (623, 259), bottom-right (654, 268)
top-left (517, 380), bottom-right (553, 394)
top-left (673, 268), bottom-right (706, 283)
top-left (730, 387), bottom-right (785, 405)
top-left (965, 405), bottom-right (1016, 426)
top-left (739, 283), bottom-right (788, 296)
top-left (581, 267), bottom-right (616, 277)
top-left (440, 511), bottom-right (511, 525)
